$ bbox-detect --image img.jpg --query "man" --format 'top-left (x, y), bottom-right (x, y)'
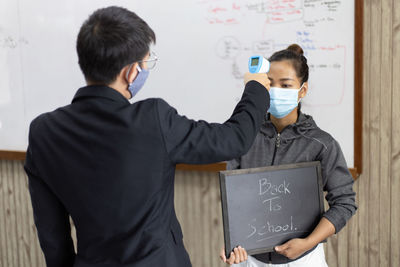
top-left (25, 6), bottom-right (270, 267)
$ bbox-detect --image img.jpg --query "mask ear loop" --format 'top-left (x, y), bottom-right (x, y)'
top-left (126, 64), bottom-right (134, 86)
top-left (297, 83), bottom-right (305, 104)
top-left (126, 64), bottom-right (142, 87)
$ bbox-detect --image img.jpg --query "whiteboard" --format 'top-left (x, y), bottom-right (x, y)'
top-left (0, 0), bottom-right (355, 167)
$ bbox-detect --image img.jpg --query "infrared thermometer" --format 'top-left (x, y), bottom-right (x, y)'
top-left (248, 56), bottom-right (270, 73)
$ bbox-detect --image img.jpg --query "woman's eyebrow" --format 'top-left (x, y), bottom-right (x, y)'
top-left (268, 77), bottom-right (295, 82)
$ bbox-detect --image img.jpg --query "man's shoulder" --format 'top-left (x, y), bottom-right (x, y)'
top-left (133, 98), bottom-right (176, 114)
top-left (29, 112), bottom-right (50, 132)
top-left (133, 97), bottom-right (165, 106)
top-left (28, 104), bottom-right (71, 133)
top-left (137, 98), bottom-right (171, 107)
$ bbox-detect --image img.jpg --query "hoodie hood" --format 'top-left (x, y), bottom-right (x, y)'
top-left (260, 111), bottom-right (318, 141)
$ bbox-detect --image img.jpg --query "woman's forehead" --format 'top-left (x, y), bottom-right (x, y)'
top-left (268, 60), bottom-right (298, 79)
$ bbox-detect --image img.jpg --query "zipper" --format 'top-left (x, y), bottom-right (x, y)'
top-left (271, 133), bottom-right (281, 165)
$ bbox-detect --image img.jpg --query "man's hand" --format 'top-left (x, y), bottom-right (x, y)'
top-left (274, 238), bottom-right (312, 260)
top-left (244, 72), bottom-right (270, 91)
top-left (220, 246), bottom-right (248, 265)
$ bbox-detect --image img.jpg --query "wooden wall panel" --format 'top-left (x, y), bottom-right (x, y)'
top-left (174, 171), bottom-right (225, 267)
top-left (0, 161), bottom-right (45, 267)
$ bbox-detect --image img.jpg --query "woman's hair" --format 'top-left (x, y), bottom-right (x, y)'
top-left (268, 44), bottom-right (309, 84)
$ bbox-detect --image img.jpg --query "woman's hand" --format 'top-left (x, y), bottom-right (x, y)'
top-left (275, 218), bottom-right (336, 260)
top-left (220, 246), bottom-right (248, 265)
top-left (274, 238), bottom-right (312, 260)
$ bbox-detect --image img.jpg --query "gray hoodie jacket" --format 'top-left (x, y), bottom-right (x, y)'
top-left (227, 112), bottom-right (357, 264)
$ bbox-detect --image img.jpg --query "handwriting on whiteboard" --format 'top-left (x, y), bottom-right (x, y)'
top-left (0, 35), bottom-right (29, 49)
top-left (196, 0), bottom-right (343, 26)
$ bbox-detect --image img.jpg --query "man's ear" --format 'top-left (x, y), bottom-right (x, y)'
top-left (123, 63), bottom-right (139, 85)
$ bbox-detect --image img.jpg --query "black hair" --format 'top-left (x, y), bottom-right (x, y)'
top-left (268, 44), bottom-right (309, 84)
top-left (77, 6), bottom-right (156, 84)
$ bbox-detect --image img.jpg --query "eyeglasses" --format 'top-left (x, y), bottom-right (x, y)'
top-left (138, 51), bottom-right (158, 70)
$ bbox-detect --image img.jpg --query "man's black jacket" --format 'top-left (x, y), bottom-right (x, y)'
top-left (24, 81), bottom-right (269, 267)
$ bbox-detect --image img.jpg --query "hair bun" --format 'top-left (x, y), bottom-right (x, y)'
top-left (287, 44), bottom-right (304, 56)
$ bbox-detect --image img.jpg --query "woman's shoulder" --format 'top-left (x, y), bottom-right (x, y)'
top-left (295, 113), bottom-right (337, 149)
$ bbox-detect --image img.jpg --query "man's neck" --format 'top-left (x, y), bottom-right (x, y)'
top-left (87, 80), bottom-right (131, 99)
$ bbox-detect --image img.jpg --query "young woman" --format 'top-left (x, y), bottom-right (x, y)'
top-left (220, 44), bottom-right (357, 266)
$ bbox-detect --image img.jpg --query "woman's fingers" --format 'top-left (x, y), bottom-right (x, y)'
top-left (223, 246), bottom-right (248, 265)
top-left (226, 252), bottom-right (235, 265)
top-left (242, 246), bottom-right (248, 261)
top-left (219, 247), bottom-right (227, 262)
top-left (238, 246), bottom-right (245, 262)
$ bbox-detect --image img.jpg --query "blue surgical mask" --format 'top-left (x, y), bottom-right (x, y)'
top-left (127, 65), bottom-right (149, 98)
top-left (268, 84), bottom-right (304, 118)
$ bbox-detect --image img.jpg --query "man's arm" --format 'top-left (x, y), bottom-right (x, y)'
top-left (25, 146), bottom-right (75, 267)
top-left (157, 77), bottom-right (270, 164)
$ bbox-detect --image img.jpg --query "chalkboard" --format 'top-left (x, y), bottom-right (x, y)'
top-left (0, 0), bottom-right (363, 173)
top-left (219, 161), bottom-right (324, 257)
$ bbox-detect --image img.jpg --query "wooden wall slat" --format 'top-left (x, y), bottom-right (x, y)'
top-left (368, 1), bottom-right (382, 266)
top-left (19, 160), bottom-right (31, 267)
top-left (337, 223), bottom-right (349, 267)
top-left (358, 0), bottom-right (371, 266)
top-left (13, 161), bottom-right (24, 267)
top-left (368, 0), bottom-right (382, 265)
top-left (0, 162), bottom-right (8, 267)
top-left (5, 161), bottom-right (17, 266)
top-left (348, 180), bottom-right (359, 267)
top-left (326, 193), bottom-right (338, 266)
top-left (379, 0), bottom-right (393, 266)
top-left (390, 0), bottom-right (400, 265)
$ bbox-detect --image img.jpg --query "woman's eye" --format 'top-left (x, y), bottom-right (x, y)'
top-left (281, 84), bottom-right (291, 88)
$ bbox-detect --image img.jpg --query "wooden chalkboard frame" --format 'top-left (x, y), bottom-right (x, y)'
top-left (219, 161), bottom-right (324, 258)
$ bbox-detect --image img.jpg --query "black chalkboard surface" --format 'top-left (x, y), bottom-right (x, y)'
top-left (219, 161), bottom-right (324, 257)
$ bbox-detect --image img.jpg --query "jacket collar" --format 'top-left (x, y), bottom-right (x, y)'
top-left (72, 85), bottom-right (130, 104)
top-left (260, 111), bottom-right (317, 140)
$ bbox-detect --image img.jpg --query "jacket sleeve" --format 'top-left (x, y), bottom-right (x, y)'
top-left (227, 158), bottom-right (241, 170)
top-left (25, 126), bottom-right (75, 267)
top-left (319, 139), bottom-right (357, 233)
top-left (156, 81), bottom-right (270, 164)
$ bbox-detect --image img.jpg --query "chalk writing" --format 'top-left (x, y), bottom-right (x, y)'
top-left (259, 178), bottom-right (290, 211)
top-left (262, 196), bottom-right (282, 211)
top-left (247, 216), bottom-right (307, 242)
top-left (240, 176), bottom-right (306, 243)
top-left (259, 178), bottom-right (291, 196)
